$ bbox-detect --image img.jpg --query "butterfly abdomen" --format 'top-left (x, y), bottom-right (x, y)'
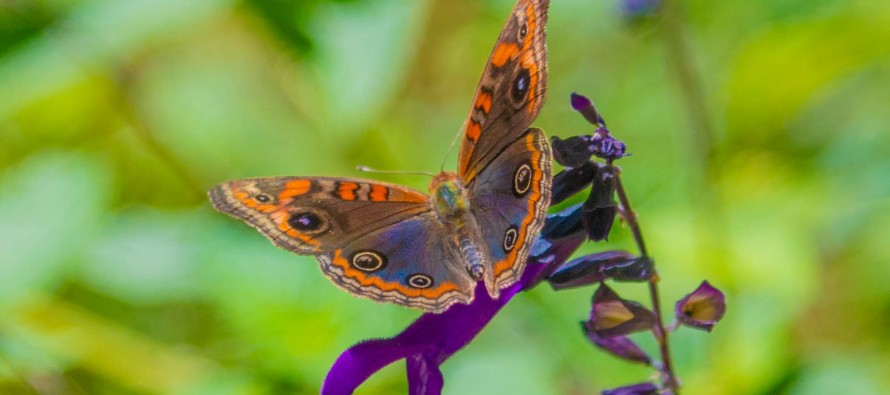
top-left (460, 236), bottom-right (486, 280)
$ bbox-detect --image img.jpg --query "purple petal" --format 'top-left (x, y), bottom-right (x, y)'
top-left (548, 250), bottom-right (636, 290)
top-left (582, 166), bottom-right (617, 241)
top-left (581, 322), bottom-right (651, 365)
top-left (322, 338), bottom-right (416, 395)
top-left (323, 281), bottom-right (518, 395)
top-left (602, 382), bottom-right (659, 395)
top-left (606, 257), bottom-right (655, 282)
top-left (522, 223), bottom-right (588, 288)
top-left (551, 135), bottom-right (594, 168)
top-left (570, 92), bottom-right (593, 112)
top-left (552, 161), bottom-right (600, 205)
top-left (675, 280), bottom-right (727, 332)
top-left (583, 206), bottom-right (616, 242)
top-left (589, 284), bottom-right (657, 337)
top-left (570, 92), bottom-right (604, 126)
top-left (539, 204), bottom-right (584, 240)
top-left (407, 354), bottom-right (444, 395)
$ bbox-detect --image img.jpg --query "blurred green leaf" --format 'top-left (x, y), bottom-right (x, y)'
top-left (725, 2), bottom-right (890, 146)
top-left (0, 152), bottom-right (108, 309)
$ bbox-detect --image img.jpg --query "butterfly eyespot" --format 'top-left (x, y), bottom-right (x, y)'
top-left (351, 250), bottom-right (387, 272)
top-left (511, 68), bottom-right (531, 103)
top-left (518, 23), bottom-right (528, 40)
top-left (407, 274), bottom-right (434, 289)
top-left (287, 209), bottom-right (328, 235)
top-left (513, 162), bottom-right (532, 196)
top-left (503, 226), bottom-right (519, 252)
top-left (254, 194), bottom-right (271, 203)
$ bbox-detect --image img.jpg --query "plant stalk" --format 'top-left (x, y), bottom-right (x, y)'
top-left (612, 166), bottom-right (679, 392)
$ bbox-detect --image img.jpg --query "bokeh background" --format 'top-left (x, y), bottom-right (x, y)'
top-left (2, 0), bottom-right (889, 393)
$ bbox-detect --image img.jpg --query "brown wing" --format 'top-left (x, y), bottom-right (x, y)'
top-left (458, 0), bottom-right (549, 182)
top-left (208, 177), bottom-right (431, 254)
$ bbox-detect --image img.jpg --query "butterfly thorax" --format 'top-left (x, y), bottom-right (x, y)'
top-left (430, 172), bottom-right (488, 282)
top-left (430, 172), bottom-right (469, 220)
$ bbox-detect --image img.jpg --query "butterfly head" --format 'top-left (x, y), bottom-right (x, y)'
top-left (430, 172), bottom-right (469, 220)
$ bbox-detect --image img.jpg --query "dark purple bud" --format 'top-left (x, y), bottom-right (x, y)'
top-left (584, 206), bottom-right (616, 242)
top-left (523, 209), bottom-right (588, 288)
top-left (589, 284), bottom-right (657, 337)
top-left (540, 204), bottom-right (584, 240)
top-left (581, 321), bottom-right (651, 365)
top-left (602, 382), bottom-right (659, 395)
top-left (675, 280), bottom-right (727, 332)
top-left (605, 256), bottom-right (655, 282)
top-left (552, 161), bottom-right (600, 205)
top-left (583, 166), bottom-right (617, 241)
top-left (548, 250), bottom-right (636, 289)
top-left (551, 135), bottom-right (594, 168)
top-left (570, 92), bottom-right (607, 127)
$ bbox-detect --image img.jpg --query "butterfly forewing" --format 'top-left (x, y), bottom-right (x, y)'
top-left (209, 177), bottom-right (431, 254)
top-left (458, 0), bottom-right (549, 182)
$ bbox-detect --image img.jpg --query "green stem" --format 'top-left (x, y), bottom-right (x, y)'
top-left (612, 166), bottom-right (679, 393)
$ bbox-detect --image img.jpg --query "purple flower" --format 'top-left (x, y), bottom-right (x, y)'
top-left (581, 322), bottom-right (651, 365)
top-left (562, 93), bottom-right (628, 162)
top-left (587, 284), bottom-right (657, 338)
top-left (675, 280), bottom-right (727, 332)
top-left (548, 250), bottom-right (653, 289)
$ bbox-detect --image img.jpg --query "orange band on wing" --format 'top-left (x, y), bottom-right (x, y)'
top-left (494, 132), bottom-right (544, 276)
top-left (491, 43), bottom-right (519, 67)
top-left (522, 3), bottom-right (540, 113)
top-left (474, 91), bottom-right (492, 113)
top-left (337, 182), bottom-right (359, 201)
top-left (279, 180), bottom-right (311, 200)
top-left (466, 121), bottom-right (482, 142)
top-left (329, 249), bottom-right (459, 299)
top-left (388, 188), bottom-right (428, 204)
top-left (524, 54), bottom-right (540, 113)
top-left (522, 3), bottom-right (537, 50)
top-left (369, 184), bottom-right (388, 201)
top-left (232, 189), bottom-right (278, 213)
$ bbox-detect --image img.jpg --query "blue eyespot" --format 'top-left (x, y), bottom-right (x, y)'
top-left (407, 274), bottom-right (434, 289)
top-left (351, 250), bottom-right (387, 272)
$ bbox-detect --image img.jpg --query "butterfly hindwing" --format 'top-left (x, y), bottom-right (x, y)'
top-left (458, 0), bottom-right (549, 182)
top-left (209, 177), bottom-right (431, 254)
top-left (318, 212), bottom-right (476, 312)
top-left (469, 128), bottom-right (552, 290)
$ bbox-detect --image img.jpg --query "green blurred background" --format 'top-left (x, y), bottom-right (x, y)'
top-left (1, 0), bottom-right (889, 393)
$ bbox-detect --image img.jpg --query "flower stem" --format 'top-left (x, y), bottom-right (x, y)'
top-left (612, 166), bottom-right (679, 393)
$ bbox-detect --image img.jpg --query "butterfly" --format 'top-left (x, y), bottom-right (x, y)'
top-left (209, 0), bottom-right (551, 313)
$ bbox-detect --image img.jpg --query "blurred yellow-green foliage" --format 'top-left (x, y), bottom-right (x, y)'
top-left (2, 0), bottom-right (889, 393)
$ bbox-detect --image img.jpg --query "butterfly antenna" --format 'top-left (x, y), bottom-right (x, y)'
top-left (356, 165), bottom-right (436, 178)
top-left (440, 125), bottom-right (464, 172)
